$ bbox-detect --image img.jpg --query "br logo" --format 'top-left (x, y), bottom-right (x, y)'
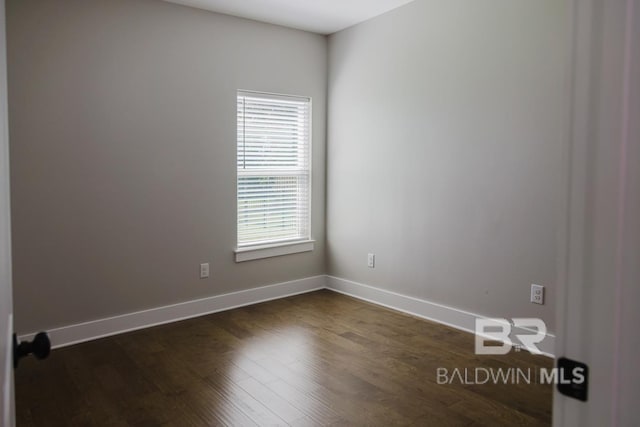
top-left (475, 318), bottom-right (547, 355)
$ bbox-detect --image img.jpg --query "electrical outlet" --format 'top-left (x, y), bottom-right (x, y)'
top-left (367, 253), bottom-right (375, 268)
top-left (531, 284), bottom-right (544, 305)
top-left (200, 263), bottom-right (210, 279)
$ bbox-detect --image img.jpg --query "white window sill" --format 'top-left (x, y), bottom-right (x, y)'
top-left (235, 240), bottom-right (315, 262)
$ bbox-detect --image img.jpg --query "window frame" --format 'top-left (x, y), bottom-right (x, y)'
top-left (234, 90), bottom-right (314, 262)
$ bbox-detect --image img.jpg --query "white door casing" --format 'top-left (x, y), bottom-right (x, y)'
top-left (554, 0), bottom-right (640, 425)
top-left (0, 0), bottom-right (15, 424)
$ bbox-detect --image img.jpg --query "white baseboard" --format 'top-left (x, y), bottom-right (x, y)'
top-left (18, 274), bottom-right (555, 357)
top-left (19, 275), bottom-right (325, 349)
top-left (325, 275), bottom-right (555, 357)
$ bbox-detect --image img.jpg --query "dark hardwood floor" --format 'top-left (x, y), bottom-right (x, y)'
top-left (15, 290), bottom-right (552, 426)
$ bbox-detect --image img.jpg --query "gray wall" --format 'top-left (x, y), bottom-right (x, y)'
top-left (7, 0), bottom-right (327, 334)
top-left (1, 0), bottom-right (15, 423)
top-left (327, 0), bottom-right (565, 332)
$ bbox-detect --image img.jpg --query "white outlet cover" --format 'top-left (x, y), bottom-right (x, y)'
top-left (367, 253), bottom-right (375, 268)
top-left (200, 263), bottom-right (210, 279)
top-left (530, 284), bottom-right (544, 305)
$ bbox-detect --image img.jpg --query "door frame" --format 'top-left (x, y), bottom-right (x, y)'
top-left (554, 0), bottom-right (639, 425)
top-left (0, 0), bottom-right (14, 424)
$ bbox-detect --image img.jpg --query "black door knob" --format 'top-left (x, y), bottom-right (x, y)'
top-left (13, 332), bottom-right (51, 368)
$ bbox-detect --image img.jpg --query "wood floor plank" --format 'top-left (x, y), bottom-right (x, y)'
top-left (235, 377), bottom-right (307, 424)
top-left (264, 379), bottom-right (345, 426)
top-left (15, 290), bottom-right (552, 426)
top-left (203, 374), bottom-right (289, 426)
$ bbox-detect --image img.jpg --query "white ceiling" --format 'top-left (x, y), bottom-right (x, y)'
top-left (163, 0), bottom-right (416, 35)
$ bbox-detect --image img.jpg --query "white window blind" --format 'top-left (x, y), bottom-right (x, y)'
top-left (237, 91), bottom-right (311, 247)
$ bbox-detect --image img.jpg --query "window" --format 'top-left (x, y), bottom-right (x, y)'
top-left (236, 90), bottom-right (313, 260)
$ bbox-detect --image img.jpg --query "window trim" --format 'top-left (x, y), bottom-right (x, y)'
top-left (234, 239), bottom-right (315, 262)
top-left (235, 90), bottom-right (313, 259)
